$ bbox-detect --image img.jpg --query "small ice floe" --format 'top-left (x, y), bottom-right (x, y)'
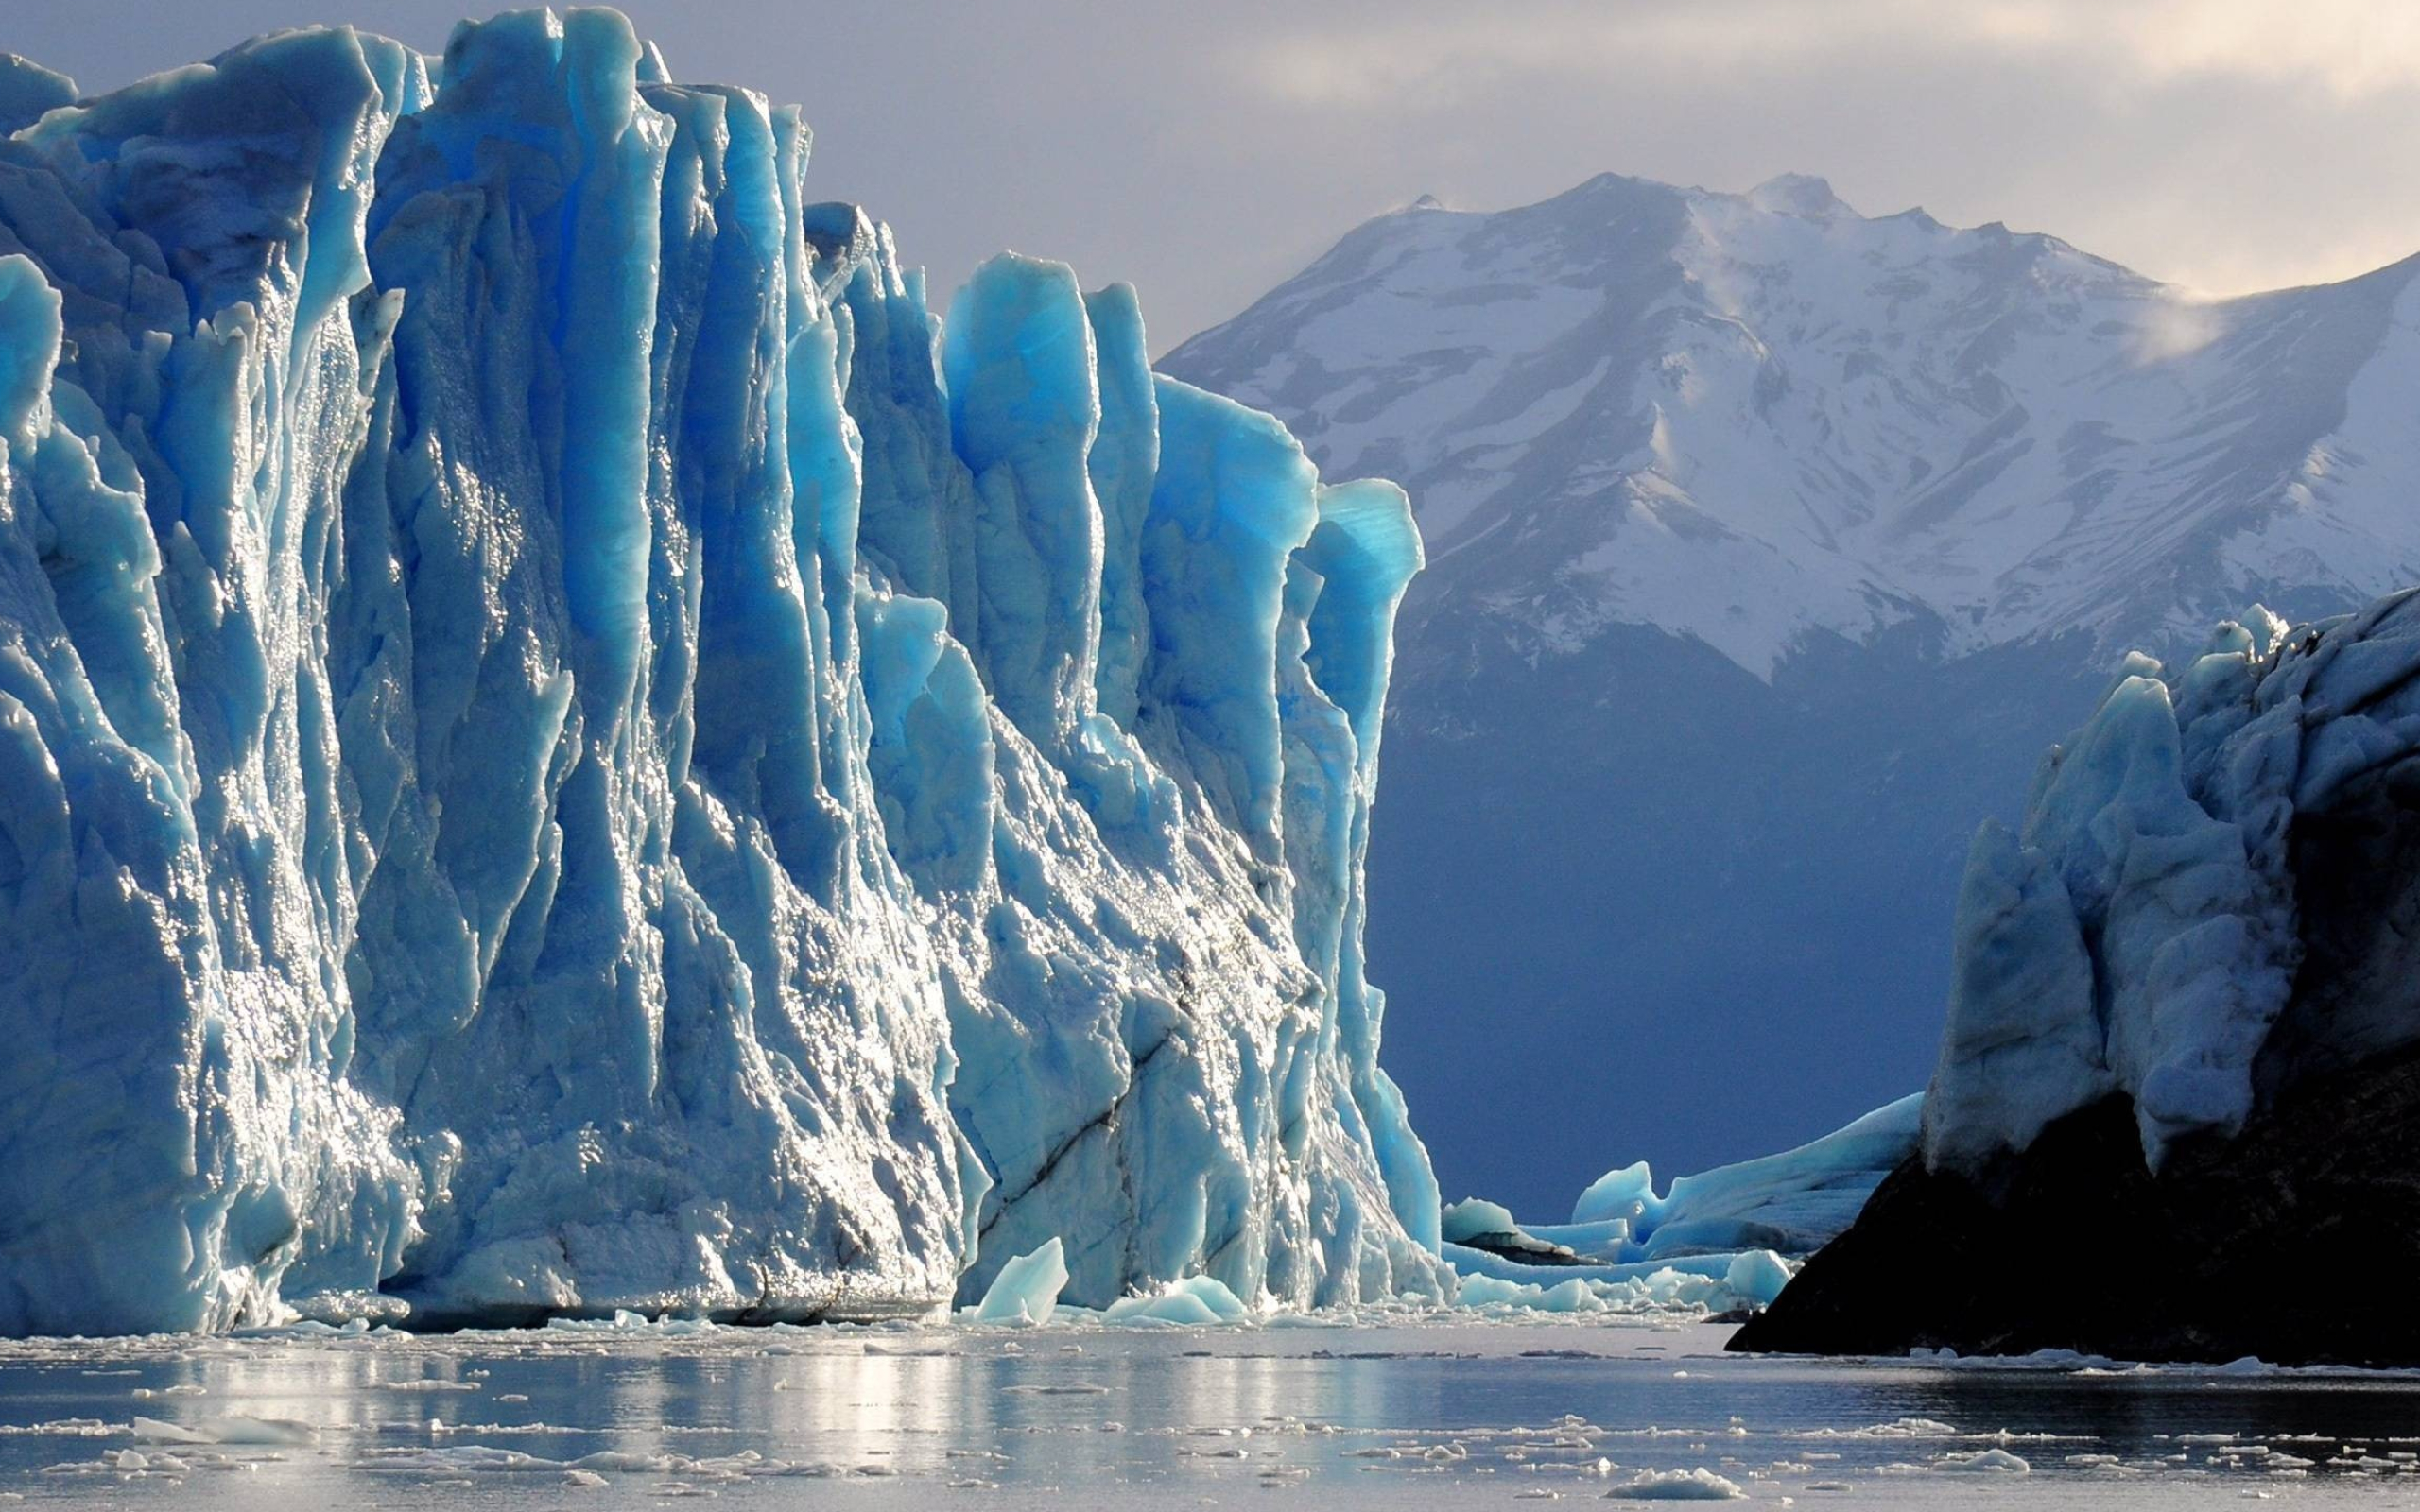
top-left (131, 1415), bottom-right (317, 1446)
top-left (1103, 1276), bottom-right (1251, 1327)
top-left (0, 1419), bottom-right (110, 1437)
top-left (972, 1240), bottom-right (1070, 1326)
top-left (1600, 1466), bottom-right (1747, 1500)
top-left (1804, 1418), bottom-right (1960, 1440)
top-left (1936, 1449), bottom-right (2029, 1473)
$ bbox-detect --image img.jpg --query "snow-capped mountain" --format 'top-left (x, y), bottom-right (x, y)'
top-left (0, 13), bottom-right (1443, 1333)
top-left (1171, 171), bottom-right (2420, 675)
top-left (1165, 172), bottom-right (2420, 1211)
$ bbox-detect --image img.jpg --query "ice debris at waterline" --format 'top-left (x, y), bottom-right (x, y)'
top-left (1427, 1094), bottom-right (1919, 1313)
top-left (0, 9), bottom-right (1445, 1336)
top-left (970, 1240), bottom-right (1069, 1326)
top-left (1564, 1093), bottom-right (1921, 1259)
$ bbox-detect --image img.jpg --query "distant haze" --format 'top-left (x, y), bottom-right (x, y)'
top-left (12, 0), bottom-right (2420, 351)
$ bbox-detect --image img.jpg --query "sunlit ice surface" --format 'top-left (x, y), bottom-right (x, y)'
top-left (6, 1317), bottom-right (2420, 1506)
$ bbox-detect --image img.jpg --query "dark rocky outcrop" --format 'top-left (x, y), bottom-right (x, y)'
top-left (1732, 1041), bottom-right (2420, 1366)
top-left (1452, 1230), bottom-right (1592, 1267)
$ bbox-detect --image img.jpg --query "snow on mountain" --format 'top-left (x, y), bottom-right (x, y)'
top-left (1167, 171), bottom-right (2420, 678)
top-left (1164, 172), bottom-right (2420, 1213)
top-left (0, 11), bottom-right (1443, 1334)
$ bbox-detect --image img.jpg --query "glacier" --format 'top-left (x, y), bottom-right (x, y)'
top-left (1424, 1094), bottom-right (1918, 1317)
top-left (1924, 590), bottom-right (2420, 1174)
top-left (1737, 585), bottom-right (2420, 1364)
top-left (0, 9), bottom-right (1444, 1335)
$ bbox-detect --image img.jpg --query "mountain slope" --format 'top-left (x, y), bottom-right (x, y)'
top-left (1164, 172), bottom-right (2420, 1212)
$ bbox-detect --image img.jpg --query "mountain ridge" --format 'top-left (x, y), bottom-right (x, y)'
top-left (1167, 168), bottom-right (2420, 679)
top-left (1163, 169), bottom-right (2420, 1211)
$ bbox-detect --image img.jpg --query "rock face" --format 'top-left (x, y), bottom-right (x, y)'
top-left (1738, 588), bottom-right (2420, 1365)
top-left (1732, 1052), bottom-right (2420, 1365)
top-left (0, 11), bottom-right (1443, 1335)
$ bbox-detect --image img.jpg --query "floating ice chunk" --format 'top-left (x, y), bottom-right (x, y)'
top-left (1570, 1096), bottom-right (1921, 1260)
top-left (1938, 1448), bottom-right (2031, 1472)
top-left (1103, 1275), bottom-right (1250, 1326)
top-left (129, 1416), bottom-right (316, 1446)
top-left (973, 1239), bottom-right (1070, 1325)
top-left (1721, 1250), bottom-right (1793, 1308)
top-left (1440, 1198), bottom-right (1523, 1244)
top-left (1602, 1466), bottom-right (1748, 1499)
top-left (1573, 1162), bottom-right (1660, 1228)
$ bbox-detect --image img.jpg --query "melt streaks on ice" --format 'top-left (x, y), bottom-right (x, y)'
top-left (0, 8), bottom-right (1443, 1334)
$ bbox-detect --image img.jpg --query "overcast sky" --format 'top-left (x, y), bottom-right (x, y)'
top-left (13, 0), bottom-right (2420, 349)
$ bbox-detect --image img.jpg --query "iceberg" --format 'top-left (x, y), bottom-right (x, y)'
top-left (1101, 1274), bottom-right (1251, 1326)
top-left (0, 9), bottom-right (1443, 1334)
top-left (1427, 1098), bottom-right (1917, 1316)
top-left (1739, 589), bottom-right (2420, 1365)
top-left (1920, 600), bottom-right (2408, 1175)
top-left (970, 1239), bottom-right (1069, 1327)
top-left (1551, 1094), bottom-right (1920, 1262)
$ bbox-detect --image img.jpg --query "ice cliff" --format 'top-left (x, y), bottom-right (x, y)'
top-left (0, 9), bottom-right (1443, 1335)
top-left (1735, 584), bottom-right (2420, 1363)
top-left (1922, 593), bottom-right (2420, 1174)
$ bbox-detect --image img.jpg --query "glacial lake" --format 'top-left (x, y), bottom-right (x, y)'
top-left (4, 1315), bottom-right (2417, 1507)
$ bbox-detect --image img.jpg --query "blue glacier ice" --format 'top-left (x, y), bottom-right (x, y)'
top-left (970, 1238), bottom-right (1070, 1326)
top-left (1563, 1093), bottom-right (1923, 1261)
top-left (0, 9), bottom-right (1443, 1334)
top-left (1925, 592), bottom-right (2420, 1175)
top-left (1430, 1095), bottom-right (1918, 1315)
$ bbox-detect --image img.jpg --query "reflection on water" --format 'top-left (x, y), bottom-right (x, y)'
top-left (3, 1319), bottom-right (2419, 1507)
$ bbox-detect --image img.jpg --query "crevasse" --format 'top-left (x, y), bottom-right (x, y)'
top-left (0, 8), bottom-right (1443, 1334)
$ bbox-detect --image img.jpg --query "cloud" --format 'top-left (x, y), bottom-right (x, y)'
top-left (1235, 0), bottom-right (2420, 110)
top-left (15, 0), bottom-right (2420, 341)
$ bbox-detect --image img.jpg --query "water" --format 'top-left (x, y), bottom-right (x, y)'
top-left (5, 1316), bottom-right (2417, 1506)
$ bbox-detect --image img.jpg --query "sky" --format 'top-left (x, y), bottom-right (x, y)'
top-left (13, 0), bottom-right (2420, 351)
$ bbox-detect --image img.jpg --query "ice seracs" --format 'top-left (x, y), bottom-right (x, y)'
top-left (1923, 601), bottom-right (2375, 1173)
top-left (1739, 585), bottom-right (2420, 1365)
top-left (0, 9), bottom-right (1442, 1334)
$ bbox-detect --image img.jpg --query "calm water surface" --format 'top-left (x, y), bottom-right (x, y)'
top-left (3, 1316), bottom-right (2416, 1507)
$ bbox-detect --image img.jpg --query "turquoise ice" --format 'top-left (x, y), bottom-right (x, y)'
top-left (0, 9), bottom-right (1441, 1333)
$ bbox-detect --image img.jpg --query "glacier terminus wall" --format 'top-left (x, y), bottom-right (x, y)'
top-left (0, 9), bottom-right (1444, 1333)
